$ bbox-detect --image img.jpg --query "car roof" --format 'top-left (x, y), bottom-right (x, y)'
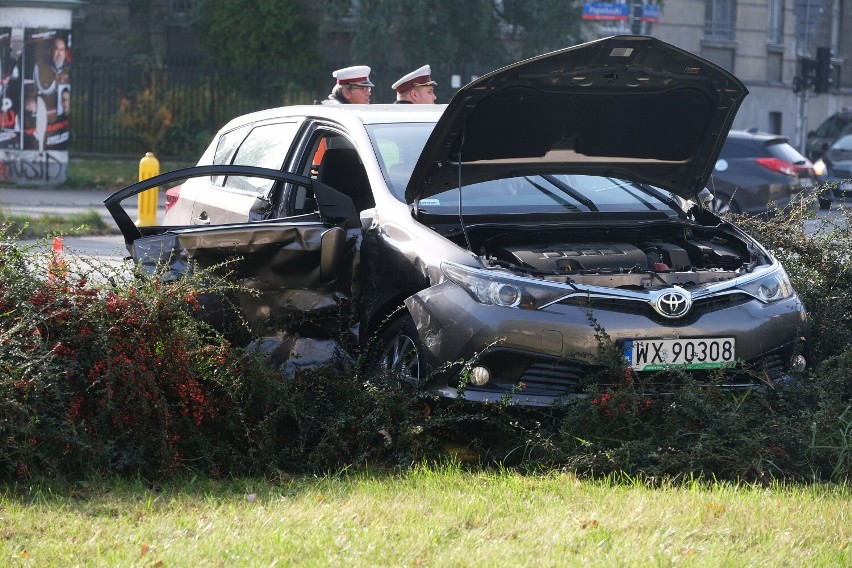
top-left (726, 129), bottom-right (791, 145)
top-left (218, 103), bottom-right (446, 131)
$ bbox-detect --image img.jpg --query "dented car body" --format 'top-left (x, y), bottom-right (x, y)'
top-left (106, 36), bottom-right (809, 406)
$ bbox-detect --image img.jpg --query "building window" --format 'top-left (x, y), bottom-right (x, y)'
top-left (768, 0), bottom-right (784, 45)
top-left (767, 50), bottom-right (783, 82)
top-left (704, 0), bottom-right (736, 40)
top-left (701, 45), bottom-right (735, 72)
top-left (769, 111), bottom-right (782, 135)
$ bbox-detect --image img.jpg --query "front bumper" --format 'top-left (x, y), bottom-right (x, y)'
top-left (406, 281), bottom-right (809, 406)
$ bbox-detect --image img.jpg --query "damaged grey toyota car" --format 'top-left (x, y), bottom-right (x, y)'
top-left (105, 35), bottom-right (809, 406)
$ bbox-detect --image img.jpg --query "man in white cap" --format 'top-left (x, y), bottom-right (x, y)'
top-left (323, 65), bottom-right (374, 105)
top-left (392, 65), bottom-right (437, 104)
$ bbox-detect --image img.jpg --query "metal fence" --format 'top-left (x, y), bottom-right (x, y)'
top-left (69, 58), bottom-right (475, 160)
top-left (69, 58), bottom-right (327, 158)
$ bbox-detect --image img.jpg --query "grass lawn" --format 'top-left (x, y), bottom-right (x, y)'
top-left (0, 210), bottom-right (117, 239)
top-left (2, 467), bottom-right (850, 566)
top-left (63, 157), bottom-right (194, 190)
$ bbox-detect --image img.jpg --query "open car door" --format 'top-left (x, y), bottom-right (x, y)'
top-left (104, 165), bottom-right (361, 330)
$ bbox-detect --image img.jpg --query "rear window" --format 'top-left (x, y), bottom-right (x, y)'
top-left (222, 121), bottom-right (301, 194)
top-left (213, 125), bottom-right (251, 166)
top-left (721, 135), bottom-right (807, 165)
top-left (766, 140), bottom-right (808, 164)
top-left (720, 137), bottom-right (758, 159)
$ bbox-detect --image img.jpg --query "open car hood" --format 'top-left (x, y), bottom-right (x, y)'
top-left (406, 35), bottom-right (748, 203)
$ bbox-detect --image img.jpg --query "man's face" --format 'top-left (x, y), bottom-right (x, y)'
top-left (413, 86), bottom-right (437, 104)
top-left (51, 39), bottom-right (67, 68)
top-left (343, 85), bottom-right (371, 104)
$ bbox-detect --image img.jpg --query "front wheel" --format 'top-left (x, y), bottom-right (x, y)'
top-left (377, 315), bottom-right (425, 384)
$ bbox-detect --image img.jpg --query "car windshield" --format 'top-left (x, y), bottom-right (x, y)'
top-left (831, 135), bottom-right (852, 152)
top-left (366, 122), bottom-right (434, 200)
top-left (816, 114), bottom-right (852, 138)
top-left (417, 174), bottom-right (679, 214)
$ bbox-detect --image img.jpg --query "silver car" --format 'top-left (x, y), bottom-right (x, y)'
top-left (106, 36), bottom-right (809, 406)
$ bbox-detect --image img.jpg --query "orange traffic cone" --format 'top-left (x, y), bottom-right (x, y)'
top-left (49, 235), bottom-right (68, 281)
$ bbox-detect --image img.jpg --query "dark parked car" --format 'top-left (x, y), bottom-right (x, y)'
top-left (806, 108), bottom-right (852, 162)
top-left (106, 36), bottom-right (809, 406)
top-left (813, 133), bottom-right (852, 206)
top-left (706, 130), bottom-right (817, 215)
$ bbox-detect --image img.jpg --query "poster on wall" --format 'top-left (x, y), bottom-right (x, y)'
top-left (0, 27), bottom-right (22, 149)
top-left (23, 28), bottom-right (70, 151)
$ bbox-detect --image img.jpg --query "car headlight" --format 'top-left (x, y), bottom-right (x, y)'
top-left (813, 158), bottom-right (827, 177)
top-left (735, 266), bottom-right (795, 303)
top-left (441, 262), bottom-right (570, 309)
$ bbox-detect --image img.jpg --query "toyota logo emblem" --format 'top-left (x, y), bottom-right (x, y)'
top-left (652, 288), bottom-right (692, 318)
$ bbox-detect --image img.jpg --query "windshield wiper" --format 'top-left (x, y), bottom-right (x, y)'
top-left (540, 175), bottom-right (598, 211)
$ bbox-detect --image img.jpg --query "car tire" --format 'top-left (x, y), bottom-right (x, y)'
top-left (376, 314), bottom-right (425, 385)
top-left (818, 196), bottom-right (832, 210)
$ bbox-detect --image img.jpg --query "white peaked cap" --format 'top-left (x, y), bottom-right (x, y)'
top-left (392, 65), bottom-right (437, 92)
top-left (332, 65), bottom-right (374, 87)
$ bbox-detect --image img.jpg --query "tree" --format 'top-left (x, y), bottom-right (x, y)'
top-left (346, 0), bottom-right (584, 74)
top-left (190, 0), bottom-right (322, 104)
top-left (499, 0), bottom-right (585, 59)
top-left (192, 0), bottom-right (319, 73)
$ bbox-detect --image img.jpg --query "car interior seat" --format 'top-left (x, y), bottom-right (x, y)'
top-left (317, 148), bottom-right (375, 212)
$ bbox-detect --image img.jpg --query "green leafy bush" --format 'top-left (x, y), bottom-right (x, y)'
top-left (115, 71), bottom-right (214, 159)
top-left (3, 190), bottom-right (852, 483)
top-left (0, 236), bottom-right (283, 478)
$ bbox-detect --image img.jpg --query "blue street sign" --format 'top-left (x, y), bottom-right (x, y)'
top-left (582, 2), bottom-right (630, 21)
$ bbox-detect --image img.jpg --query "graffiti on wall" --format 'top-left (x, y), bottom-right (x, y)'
top-left (0, 26), bottom-right (69, 184)
top-left (0, 150), bottom-right (67, 183)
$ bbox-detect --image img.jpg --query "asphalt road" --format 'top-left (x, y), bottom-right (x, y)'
top-left (1, 186), bottom-right (144, 266)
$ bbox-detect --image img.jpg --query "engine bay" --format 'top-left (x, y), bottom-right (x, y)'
top-left (471, 223), bottom-right (765, 290)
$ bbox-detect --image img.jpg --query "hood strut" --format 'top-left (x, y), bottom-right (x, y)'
top-left (457, 124), bottom-right (473, 252)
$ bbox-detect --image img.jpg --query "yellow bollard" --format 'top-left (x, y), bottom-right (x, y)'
top-left (136, 151), bottom-right (160, 226)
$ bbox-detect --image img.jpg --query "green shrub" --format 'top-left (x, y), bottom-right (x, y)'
top-left (0, 236), bottom-right (282, 478)
top-left (735, 196), bottom-right (852, 362)
top-left (3, 190), bottom-right (852, 483)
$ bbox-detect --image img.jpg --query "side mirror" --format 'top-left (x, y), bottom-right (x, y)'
top-left (319, 227), bottom-right (345, 282)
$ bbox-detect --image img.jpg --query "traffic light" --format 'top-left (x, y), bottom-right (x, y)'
top-left (815, 47), bottom-right (833, 94)
top-left (798, 57), bottom-right (818, 92)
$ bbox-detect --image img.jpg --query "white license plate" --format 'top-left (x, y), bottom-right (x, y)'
top-left (840, 182), bottom-right (852, 192)
top-left (624, 338), bottom-right (736, 371)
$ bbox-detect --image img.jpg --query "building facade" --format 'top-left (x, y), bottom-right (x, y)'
top-left (5, 0), bottom-right (850, 160)
top-left (585, 0), bottom-right (852, 152)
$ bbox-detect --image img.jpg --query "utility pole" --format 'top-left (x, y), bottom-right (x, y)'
top-left (793, 0), bottom-right (825, 153)
top-left (631, 1), bottom-right (643, 35)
